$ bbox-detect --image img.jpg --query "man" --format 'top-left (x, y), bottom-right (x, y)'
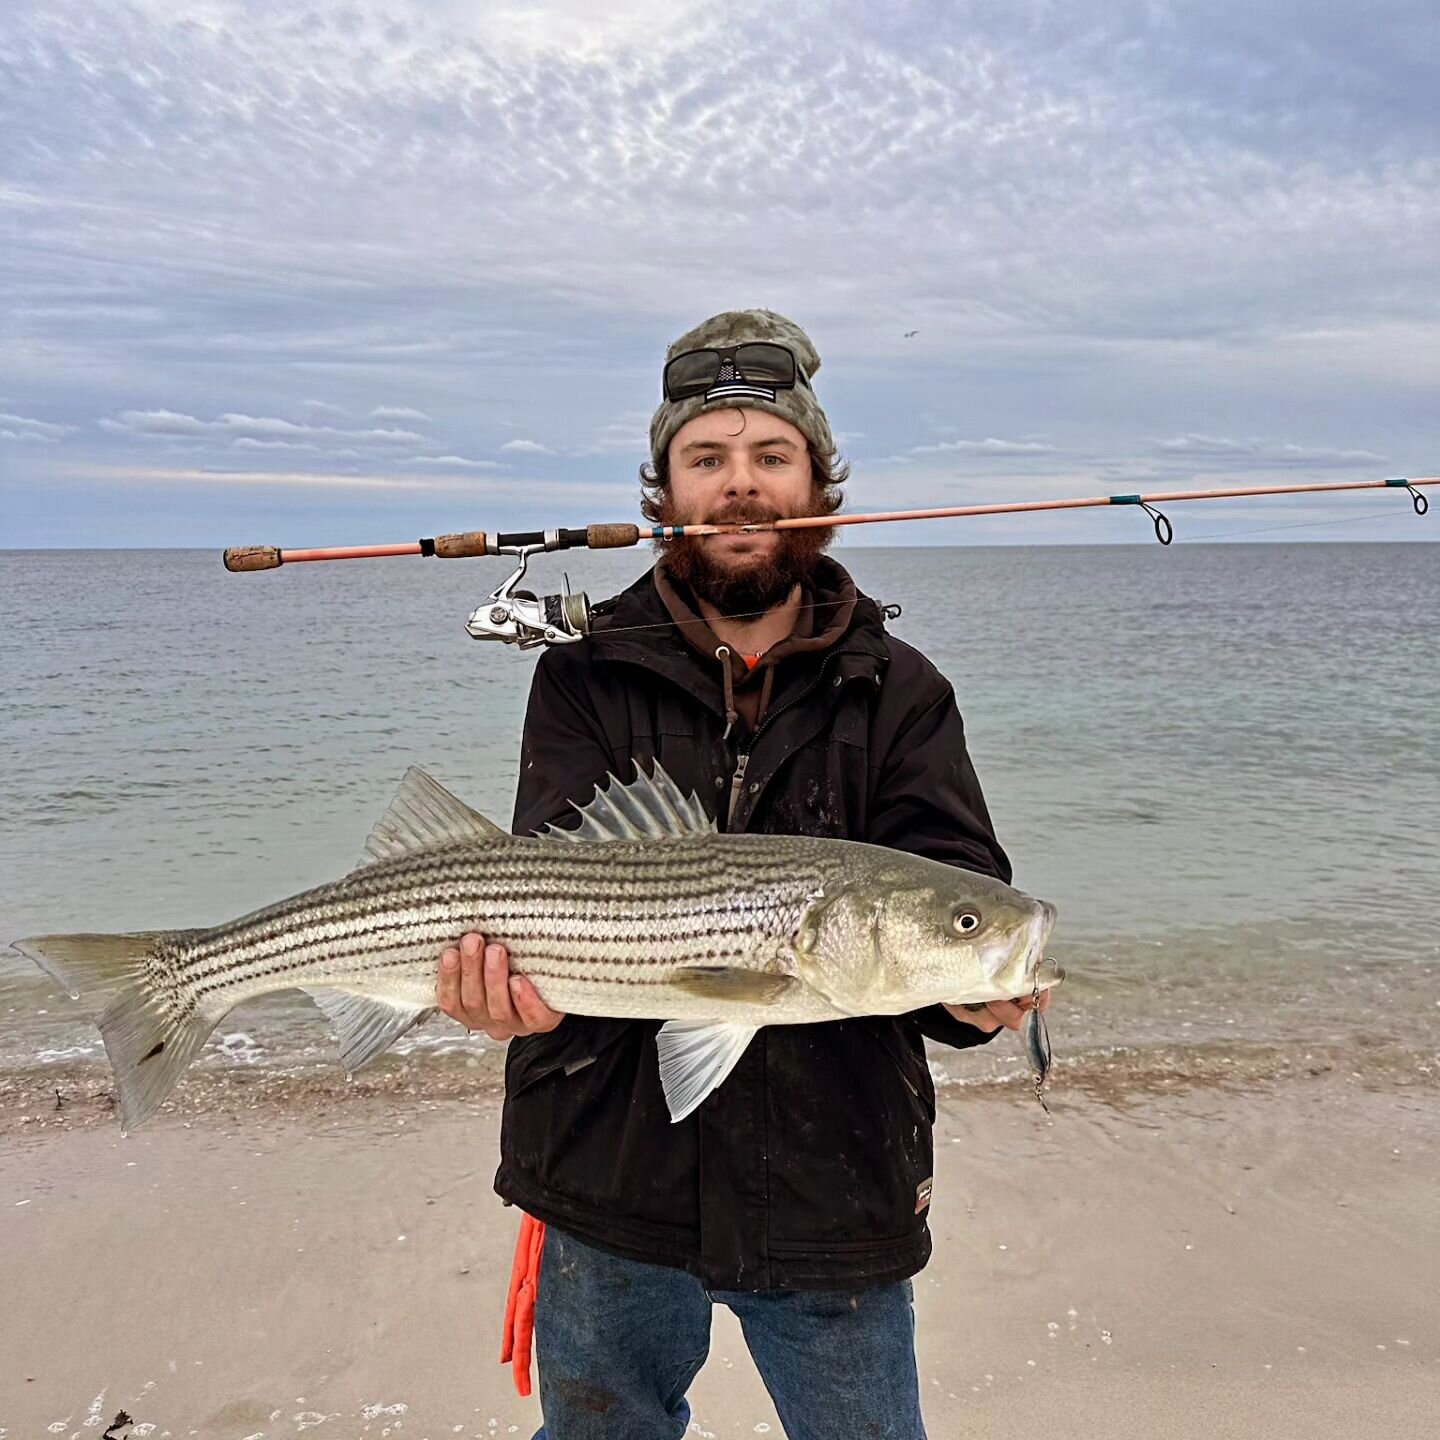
top-left (435, 309), bottom-right (1049, 1439)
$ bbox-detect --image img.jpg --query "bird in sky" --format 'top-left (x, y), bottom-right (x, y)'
top-left (903, 329), bottom-right (920, 338)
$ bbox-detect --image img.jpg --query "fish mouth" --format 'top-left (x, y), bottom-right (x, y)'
top-left (1013, 905), bottom-right (1063, 993)
top-left (1036, 899), bottom-right (1058, 942)
top-left (981, 900), bottom-right (1060, 989)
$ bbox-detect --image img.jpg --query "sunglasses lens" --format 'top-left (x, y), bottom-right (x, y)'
top-left (664, 350), bottom-right (721, 400)
top-left (733, 343), bottom-right (796, 386)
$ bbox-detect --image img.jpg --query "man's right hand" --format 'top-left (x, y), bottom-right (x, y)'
top-left (436, 932), bottom-right (565, 1041)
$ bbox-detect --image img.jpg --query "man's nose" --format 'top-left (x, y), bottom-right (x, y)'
top-left (723, 461), bottom-right (763, 497)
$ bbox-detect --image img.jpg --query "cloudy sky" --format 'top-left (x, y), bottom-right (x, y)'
top-left (2, 0), bottom-right (1436, 547)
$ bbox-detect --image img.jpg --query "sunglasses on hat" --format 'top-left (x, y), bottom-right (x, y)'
top-left (663, 342), bottom-right (805, 404)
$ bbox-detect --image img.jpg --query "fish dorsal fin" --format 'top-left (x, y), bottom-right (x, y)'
top-left (545, 759), bottom-right (716, 843)
top-left (360, 766), bottom-right (505, 866)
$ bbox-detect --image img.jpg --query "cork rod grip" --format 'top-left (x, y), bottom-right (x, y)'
top-left (223, 546), bottom-right (283, 572)
top-left (433, 531), bottom-right (489, 558)
top-left (585, 523), bottom-right (641, 549)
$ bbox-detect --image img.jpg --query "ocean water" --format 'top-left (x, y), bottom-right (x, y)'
top-left (1, 543), bottom-right (1437, 1097)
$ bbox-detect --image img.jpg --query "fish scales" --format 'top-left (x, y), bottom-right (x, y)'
top-left (176, 834), bottom-right (832, 1007)
top-left (177, 839), bottom-right (802, 975)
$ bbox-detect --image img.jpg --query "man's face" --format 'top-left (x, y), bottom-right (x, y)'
top-left (659, 408), bottom-right (832, 613)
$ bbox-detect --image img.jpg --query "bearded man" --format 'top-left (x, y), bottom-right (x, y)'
top-left (435, 309), bottom-right (1047, 1440)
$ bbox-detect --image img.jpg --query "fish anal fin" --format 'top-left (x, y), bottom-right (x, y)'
top-left (545, 759), bottom-right (716, 843)
top-left (360, 767), bottom-right (504, 868)
top-left (654, 1020), bottom-right (759, 1123)
top-left (304, 987), bottom-right (437, 1072)
top-left (670, 967), bottom-right (797, 1003)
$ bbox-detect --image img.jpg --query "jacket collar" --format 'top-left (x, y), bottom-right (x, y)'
top-left (589, 555), bottom-right (888, 714)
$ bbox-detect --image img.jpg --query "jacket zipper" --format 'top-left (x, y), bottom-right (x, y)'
top-left (726, 750), bottom-right (749, 829)
top-left (726, 648), bottom-right (875, 832)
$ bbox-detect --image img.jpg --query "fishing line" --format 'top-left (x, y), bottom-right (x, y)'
top-left (1178, 505), bottom-right (1411, 544)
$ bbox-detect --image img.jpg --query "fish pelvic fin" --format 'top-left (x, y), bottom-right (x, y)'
top-left (14, 930), bottom-right (214, 1134)
top-left (654, 1020), bottom-right (759, 1124)
top-left (360, 766), bottom-right (506, 867)
top-left (303, 988), bottom-right (437, 1072)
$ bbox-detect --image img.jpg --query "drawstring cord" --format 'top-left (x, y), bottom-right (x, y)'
top-left (715, 644), bottom-right (739, 742)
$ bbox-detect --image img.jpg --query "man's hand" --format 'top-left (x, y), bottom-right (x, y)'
top-left (944, 986), bottom-right (1052, 1033)
top-left (436, 932), bottom-right (565, 1041)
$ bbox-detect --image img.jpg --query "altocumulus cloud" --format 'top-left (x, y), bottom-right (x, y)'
top-left (1152, 435), bottom-right (1388, 467)
top-left (0, 0), bottom-right (1435, 545)
top-left (98, 410), bottom-right (427, 446)
top-left (1, 412), bottom-right (69, 443)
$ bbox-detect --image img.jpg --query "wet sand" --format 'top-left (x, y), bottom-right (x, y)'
top-left (2, 1070), bottom-right (1436, 1440)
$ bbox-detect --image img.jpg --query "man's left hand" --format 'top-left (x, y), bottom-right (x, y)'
top-left (944, 986), bottom-right (1052, 1033)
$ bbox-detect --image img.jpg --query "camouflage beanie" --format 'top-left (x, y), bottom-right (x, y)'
top-left (648, 308), bottom-right (836, 468)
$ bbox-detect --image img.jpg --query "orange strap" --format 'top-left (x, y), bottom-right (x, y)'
top-left (500, 1213), bottom-right (547, 1398)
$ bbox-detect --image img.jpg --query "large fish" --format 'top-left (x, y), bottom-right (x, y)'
top-left (14, 762), bottom-right (1062, 1132)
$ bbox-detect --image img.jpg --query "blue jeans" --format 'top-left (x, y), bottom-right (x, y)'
top-left (531, 1228), bottom-right (927, 1440)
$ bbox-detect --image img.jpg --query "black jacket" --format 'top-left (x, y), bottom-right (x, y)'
top-left (493, 557), bottom-right (1011, 1291)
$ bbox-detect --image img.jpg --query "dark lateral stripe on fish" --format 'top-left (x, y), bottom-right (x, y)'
top-left (183, 903), bottom-right (794, 996)
top-left (180, 883), bottom-right (809, 998)
top-left (176, 845), bottom-right (806, 934)
top-left (180, 881), bottom-right (794, 979)
top-left (175, 848), bottom-right (807, 971)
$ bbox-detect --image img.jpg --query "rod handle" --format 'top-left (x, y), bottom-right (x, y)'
top-left (585, 523), bottom-right (641, 549)
top-left (223, 545), bottom-right (283, 572)
top-left (434, 530), bottom-right (489, 558)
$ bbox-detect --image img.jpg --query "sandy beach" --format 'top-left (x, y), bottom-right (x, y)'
top-left (2, 1064), bottom-right (1435, 1440)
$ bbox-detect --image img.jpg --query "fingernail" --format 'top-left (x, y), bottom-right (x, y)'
top-left (509, 977), bottom-right (523, 997)
top-left (486, 944), bottom-right (504, 965)
top-left (461, 933), bottom-right (480, 956)
top-left (441, 952), bottom-right (458, 970)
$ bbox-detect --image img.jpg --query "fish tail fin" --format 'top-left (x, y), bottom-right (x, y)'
top-left (13, 930), bottom-right (214, 1133)
top-left (13, 931), bottom-right (166, 998)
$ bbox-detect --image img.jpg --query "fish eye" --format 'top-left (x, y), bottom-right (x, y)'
top-left (952, 907), bottom-right (982, 936)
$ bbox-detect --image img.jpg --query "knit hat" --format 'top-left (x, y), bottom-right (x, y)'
top-left (648, 308), bottom-right (836, 468)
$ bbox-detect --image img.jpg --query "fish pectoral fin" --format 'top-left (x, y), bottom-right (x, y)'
top-left (654, 1020), bottom-right (760, 1124)
top-left (303, 988), bottom-right (437, 1072)
top-left (358, 766), bottom-right (505, 868)
top-left (669, 967), bottom-right (798, 1003)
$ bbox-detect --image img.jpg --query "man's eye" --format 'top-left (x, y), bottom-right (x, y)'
top-left (761, 454), bottom-right (786, 465)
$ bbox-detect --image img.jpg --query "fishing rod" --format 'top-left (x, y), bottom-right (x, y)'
top-left (222, 474), bottom-right (1436, 650)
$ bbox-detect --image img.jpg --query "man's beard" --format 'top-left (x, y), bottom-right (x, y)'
top-left (658, 489), bottom-right (835, 617)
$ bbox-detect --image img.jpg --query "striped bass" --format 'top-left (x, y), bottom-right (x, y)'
top-left (13, 762), bottom-right (1062, 1132)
